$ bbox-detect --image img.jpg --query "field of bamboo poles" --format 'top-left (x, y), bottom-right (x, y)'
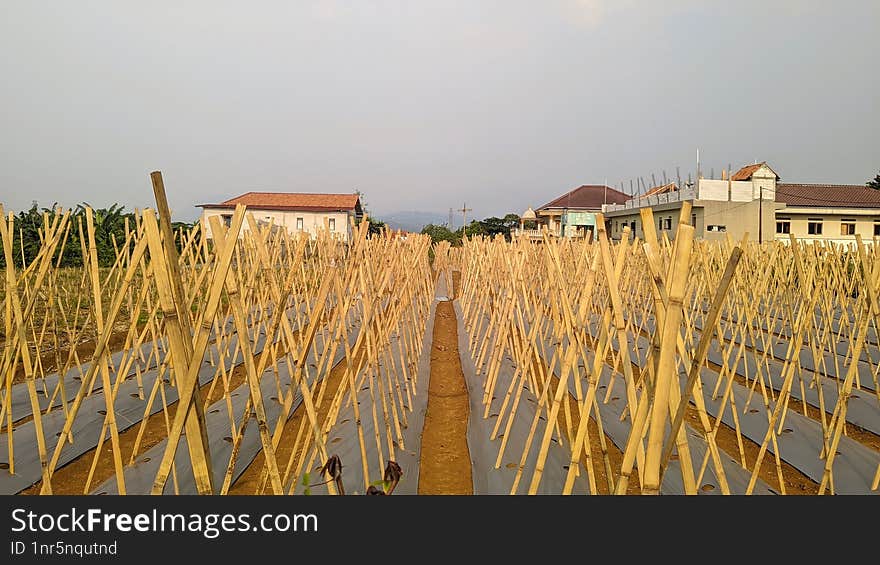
top-left (1, 173), bottom-right (434, 495)
top-left (459, 203), bottom-right (880, 495)
top-left (5, 175), bottom-right (880, 496)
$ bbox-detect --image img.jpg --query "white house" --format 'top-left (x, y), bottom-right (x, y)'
top-left (197, 192), bottom-right (364, 242)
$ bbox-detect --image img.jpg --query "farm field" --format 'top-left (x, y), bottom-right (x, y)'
top-left (2, 186), bottom-right (880, 495)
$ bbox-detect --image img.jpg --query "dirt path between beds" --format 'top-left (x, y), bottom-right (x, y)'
top-left (417, 281), bottom-right (473, 494)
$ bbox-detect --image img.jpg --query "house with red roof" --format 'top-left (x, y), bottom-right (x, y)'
top-left (515, 184), bottom-right (631, 240)
top-left (197, 192), bottom-right (364, 241)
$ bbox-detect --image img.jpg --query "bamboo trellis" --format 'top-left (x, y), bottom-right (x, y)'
top-left (5, 173), bottom-right (880, 494)
top-left (458, 214), bottom-right (880, 494)
top-left (0, 172), bottom-right (434, 495)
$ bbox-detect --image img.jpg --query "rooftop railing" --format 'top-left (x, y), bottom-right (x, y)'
top-left (603, 188), bottom-right (697, 213)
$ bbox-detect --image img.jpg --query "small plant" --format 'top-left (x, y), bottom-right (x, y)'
top-left (299, 454), bottom-right (344, 495)
top-left (366, 461), bottom-right (403, 495)
top-left (299, 456), bottom-right (402, 495)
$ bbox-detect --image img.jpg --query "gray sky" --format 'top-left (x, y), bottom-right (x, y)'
top-left (2, 1), bottom-right (878, 222)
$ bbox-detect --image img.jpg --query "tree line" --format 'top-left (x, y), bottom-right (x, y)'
top-left (0, 202), bottom-right (195, 269)
top-left (419, 213), bottom-right (528, 246)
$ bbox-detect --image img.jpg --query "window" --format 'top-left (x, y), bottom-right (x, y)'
top-left (328, 218), bottom-right (336, 231)
top-left (875, 221), bottom-right (880, 237)
top-left (691, 214), bottom-right (697, 228)
top-left (614, 221), bottom-right (618, 232)
top-left (707, 225), bottom-right (727, 232)
top-left (807, 218), bottom-right (823, 235)
top-left (630, 221), bottom-right (636, 232)
top-left (658, 218), bottom-right (663, 231)
top-left (662, 217), bottom-right (672, 231)
top-left (840, 219), bottom-right (856, 236)
top-left (221, 214), bottom-right (232, 227)
top-left (296, 217), bottom-right (304, 231)
top-left (776, 218), bottom-right (791, 234)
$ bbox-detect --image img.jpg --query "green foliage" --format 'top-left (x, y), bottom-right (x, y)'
top-left (366, 216), bottom-right (386, 236)
top-left (468, 214), bottom-right (520, 240)
top-left (868, 172), bottom-right (880, 190)
top-left (421, 213), bottom-right (521, 246)
top-left (302, 472), bottom-right (311, 496)
top-left (0, 201), bottom-right (198, 269)
top-left (420, 223), bottom-right (461, 246)
top-left (369, 478), bottom-right (392, 492)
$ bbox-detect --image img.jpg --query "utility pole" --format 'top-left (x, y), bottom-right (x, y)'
top-left (758, 184), bottom-right (763, 242)
top-left (457, 202), bottom-right (472, 235)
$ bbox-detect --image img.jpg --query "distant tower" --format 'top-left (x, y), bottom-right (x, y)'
top-left (448, 207), bottom-right (453, 229)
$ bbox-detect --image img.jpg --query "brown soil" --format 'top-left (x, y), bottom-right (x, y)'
top-left (9, 323), bottom-right (146, 388)
top-left (418, 300), bottom-right (473, 494)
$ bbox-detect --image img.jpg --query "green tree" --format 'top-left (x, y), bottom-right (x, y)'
top-left (868, 171), bottom-right (880, 190)
top-left (366, 216), bottom-right (386, 236)
top-left (462, 213), bottom-right (521, 241)
top-left (463, 220), bottom-right (486, 238)
top-left (420, 223), bottom-right (461, 246)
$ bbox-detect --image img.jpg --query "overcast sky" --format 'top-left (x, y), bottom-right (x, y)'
top-left (1, 1), bottom-right (878, 222)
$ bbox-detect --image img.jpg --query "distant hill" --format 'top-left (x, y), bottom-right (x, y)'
top-left (377, 210), bottom-right (450, 233)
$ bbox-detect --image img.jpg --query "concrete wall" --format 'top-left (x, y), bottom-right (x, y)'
top-left (696, 170), bottom-right (776, 203)
top-left (697, 179), bottom-right (754, 202)
top-left (752, 175), bottom-right (776, 201)
top-left (609, 212), bottom-right (643, 240)
top-left (201, 208), bottom-right (354, 241)
top-left (751, 164), bottom-right (777, 200)
top-left (700, 200), bottom-right (774, 242)
top-left (607, 199), bottom-right (778, 242)
top-left (608, 206), bottom-right (701, 240)
top-left (732, 182), bottom-right (755, 202)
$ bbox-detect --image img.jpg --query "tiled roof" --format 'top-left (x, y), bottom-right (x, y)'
top-left (731, 162), bottom-right (779, 181)
top-left (775, 184), bottom-right (880, 208)
top-left (198, 192), bottom-right (361, 212)
top-left (538, 185), bottom-right (630, 210)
